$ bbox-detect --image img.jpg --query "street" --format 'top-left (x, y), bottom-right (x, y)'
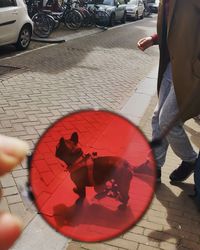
top-left (0, 16), bottom-right (158, 249)
top-left (0, 17), bottom-right (158, 143)
top-left (0, 15), bottom-right (200, 250)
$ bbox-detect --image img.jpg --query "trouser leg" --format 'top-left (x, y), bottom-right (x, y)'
top-left (159, 83), bottom-right (197, 163)
top-left (152, 63), bottom-right (197, 169)
top-left (152, 63), bottom-right (172, 169)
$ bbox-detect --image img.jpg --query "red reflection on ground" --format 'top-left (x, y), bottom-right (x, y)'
top-left (30, 110), bottom-right (156, 242)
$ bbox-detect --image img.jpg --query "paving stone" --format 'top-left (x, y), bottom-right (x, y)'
top-left (129, 225), bottom-right (144, 235)
top-left (0, 173), bottom-right (15, 187)
top-left (12, 169), bottom-right (29, 178)
top-left (66, 242), bottom-right (82, 250)
top-left (2, 186), bottom-right (18, 196)
top-left (6, 194), bottom-right (22, 204)
top-left (9, 203), bottom-right (35, 228)
top-left (0, 197), bottom-right (10, 212)
top-left (123, 232), bottom-right (159, 247)
top-left (11, 215), bottom-right (68, 250)
top-left (137, 220), bottom-right (163, 231)
top-left (81, 243), bottom-right (118, 250)
top-left (159, 242), bottom-right (178, 250)
top-left (106, 238), bottom-right (138, 249)
top-left (138, 244), bottom-right (157, 250)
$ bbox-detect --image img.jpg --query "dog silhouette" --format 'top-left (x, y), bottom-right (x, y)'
top-left (55, 132), bottom-right (136, 209)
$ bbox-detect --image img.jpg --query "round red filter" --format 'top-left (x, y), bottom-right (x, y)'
top-left (30, 110), bottom-right (156, 242)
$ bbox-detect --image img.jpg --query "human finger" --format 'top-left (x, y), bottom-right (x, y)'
top-left (137, 38), bottom-right (147, 51)
top-left (0, 213), bottom-right (22, 250)
top-left (0, 135), bottom-right (29, 176)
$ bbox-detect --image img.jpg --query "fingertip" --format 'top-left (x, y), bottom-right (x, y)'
top-left (0, 213), bottom-right (23, 250)
top-left (0, 135), bottom-right (29, 157)
top-left (0, 135), bottom-right (29, 176)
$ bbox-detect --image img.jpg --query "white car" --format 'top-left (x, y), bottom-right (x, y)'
top-left (126, 0), bottom-right (145, 20)
top-left (147, 0), bottom-right (159, 13)
top-left (0, 0), bottom-right (33, 50)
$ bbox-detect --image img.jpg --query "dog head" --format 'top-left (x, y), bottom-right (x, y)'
top-left (55, 132), bottom-right (83, 166)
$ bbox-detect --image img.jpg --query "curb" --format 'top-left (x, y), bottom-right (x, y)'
top-left (120, 66), bottom-right (158, 125)
top-left (31, 37), bottom-right (65, 43)
top-left (31, 28), bottom-right (106, 43)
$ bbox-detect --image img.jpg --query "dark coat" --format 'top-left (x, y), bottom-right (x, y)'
top-left (157, 0), bottom-right (200, 121)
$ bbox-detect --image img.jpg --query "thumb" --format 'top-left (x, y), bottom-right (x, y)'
top-left (0, 135), bottom-right (29, 176)
top-left (0, 213), bottom-right (23, 250)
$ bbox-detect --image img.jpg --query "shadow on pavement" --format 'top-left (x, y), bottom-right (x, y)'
top-left (148, 183), bottom-right (200, 249)
top-left (184, 124), bottom-right (200, 149)
top-left (53, 201), bottom-right (133, 229)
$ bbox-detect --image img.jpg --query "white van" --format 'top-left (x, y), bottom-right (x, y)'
top-left (0, 0), bottom-right (33, 50)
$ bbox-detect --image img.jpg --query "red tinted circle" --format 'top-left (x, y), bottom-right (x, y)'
top-left (30, 110), bottom-right (156, 242)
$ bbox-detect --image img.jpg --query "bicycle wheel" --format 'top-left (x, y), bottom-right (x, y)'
top-left (32, 13), bottom-right (54, 38)
top-left (64, 9), bottom-right (83, 30)
top-left (95, 10), bottom-right (109, 27)
top-left (79, 8), bottom-right (91, 27)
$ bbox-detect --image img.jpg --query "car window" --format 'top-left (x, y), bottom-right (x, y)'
top-left (127, 0), bottom-right (138, 5)
top-left (147, 0), bottom-right (155, 3)
top-left (0, 0), bottom-right (17, 7)
top-left (118, 0), bottom-right (125, 4)
top-left (88, 0), bottom-right (114, 5)
top-left (101, 0), bottom-right (114, 5)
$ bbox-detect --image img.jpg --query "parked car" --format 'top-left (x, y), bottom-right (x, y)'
top-left (88, 0), bottom-right (127, 27)
top-left (147, 0), bottom-right (159, 13)
top-left (126, 0), bottom-right (144, 20)
top-left (0, 0), bottom-right (33, 50)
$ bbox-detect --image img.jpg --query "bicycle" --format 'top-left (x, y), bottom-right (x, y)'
top-left (32, 1), bottom-right (83, 38)
top-left (45, 0), bottom-right (83, 30)
top-left (32, 10), bottom-right (55, 38)
top-left (87, 4), bottom-right (109, 29)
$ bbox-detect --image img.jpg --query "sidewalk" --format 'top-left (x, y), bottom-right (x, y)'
top-left (66, 70), bottom-right (200, 250)
top-left (0, 18), bottom-right (199, 250)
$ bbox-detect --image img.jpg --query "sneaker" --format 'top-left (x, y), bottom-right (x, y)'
top-left (169, 160), bottom-right (196, 182)
top-left (156, 169), bottom-right (161, 183)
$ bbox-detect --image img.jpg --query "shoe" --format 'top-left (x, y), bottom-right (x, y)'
top-left (156, 169), bottom-right (161, 183)
top-left (169, 160), bottom-right (196, 182)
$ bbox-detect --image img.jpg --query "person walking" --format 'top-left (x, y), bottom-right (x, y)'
top-left (137, 0), bottom-right (200, 182)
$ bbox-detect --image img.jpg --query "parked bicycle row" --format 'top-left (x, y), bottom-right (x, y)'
top-left (26, 0), bottom-right (156, 38)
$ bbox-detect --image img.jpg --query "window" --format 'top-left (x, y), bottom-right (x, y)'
top-left (127, 0), bottom-right (137, 5)
top-left (118, 0), bottom-right (125, 4)
top-left (0, 0), bottom-right (17, 7)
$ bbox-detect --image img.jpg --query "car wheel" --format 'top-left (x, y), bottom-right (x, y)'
top-left (109, 13), bottom-right (115, 27)
top-left (121, 11), bottom-right (127, 24)
top-left (15, 25), bottom-right (31, 51)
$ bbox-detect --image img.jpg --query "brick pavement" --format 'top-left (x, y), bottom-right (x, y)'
top-left (1, 16), bottom-right (199, 250)
top-left (66, 97), bottom-right (200, 250)
top-left (0, 18), bottom-right (158, 249)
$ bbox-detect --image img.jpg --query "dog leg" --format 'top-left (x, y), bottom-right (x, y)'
top-left (117, 170), bottom-right (132, 210)
top-left (75, 197), bottom-right (85, 206)
top-left (73, 186), bottom-right (86, 205)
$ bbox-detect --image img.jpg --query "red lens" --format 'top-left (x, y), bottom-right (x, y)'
top-left (30, 110), bottom-right (156, 242)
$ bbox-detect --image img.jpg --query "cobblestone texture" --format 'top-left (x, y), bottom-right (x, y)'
top-left (2, 17), bottom-right (199, 250)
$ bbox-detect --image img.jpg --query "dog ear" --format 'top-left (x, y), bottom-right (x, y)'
top-left (70, 132), bottom-right (78, 144)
